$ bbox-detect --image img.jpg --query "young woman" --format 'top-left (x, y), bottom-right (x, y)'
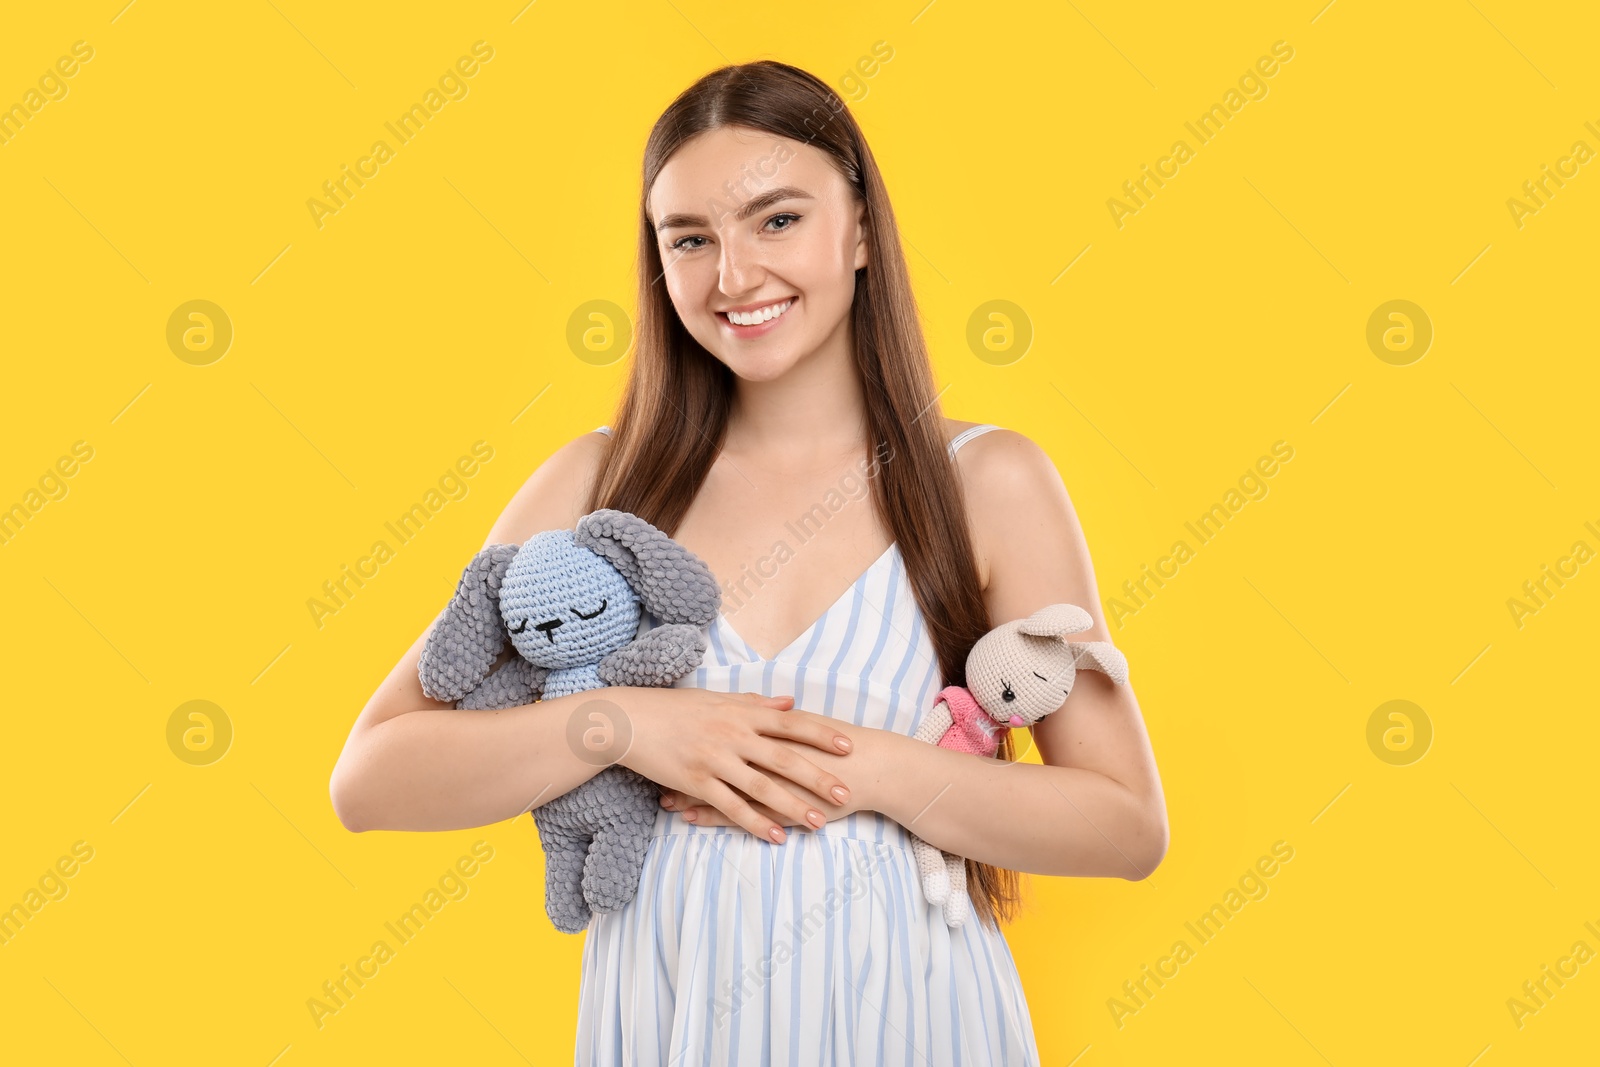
top-left (331, 60), bottom-right (1167, 1065)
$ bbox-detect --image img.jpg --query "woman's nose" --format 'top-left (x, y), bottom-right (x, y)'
top-left (718, 236), bottom-right (762, 293)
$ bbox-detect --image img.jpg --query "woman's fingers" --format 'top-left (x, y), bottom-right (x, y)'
top-left (763, 706), bottom-right (854, 756)
top-left (683, 794), bottom-right (808, 830)
top-left (694, 776), bottom-right (796, 843)
top-left (659, 789), bottom-right (713, 813)
top-left (746, 734), bottom-right (851, 810)
top-left (675, 786), bottom-right (819, 830)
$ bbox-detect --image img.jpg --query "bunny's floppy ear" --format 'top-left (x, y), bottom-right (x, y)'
top-left (1021, 603), bottom-right (1130, 686)
top-left (1018, 602), bottom-right (1094, 638)
top-left (573, 508), bottom-right (721, 626)
top-left (418, 543), bottom-right (521, 702)
top-left (1067, 641), bottom-right (1130, 686)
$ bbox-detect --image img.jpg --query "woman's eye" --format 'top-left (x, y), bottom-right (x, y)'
top-left (668, 214), bottom-right (799, 253)
top-left (572, 598), bottom-right (608, 621)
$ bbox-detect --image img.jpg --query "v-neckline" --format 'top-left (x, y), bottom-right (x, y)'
top-left (716, 542), bottom-right (899, 663)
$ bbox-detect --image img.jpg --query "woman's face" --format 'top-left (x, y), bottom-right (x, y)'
top-left (648, 125), bottom-right (869, 382)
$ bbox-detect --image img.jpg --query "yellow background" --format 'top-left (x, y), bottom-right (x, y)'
top-left (3, 0), bottom-right (1596, 1063)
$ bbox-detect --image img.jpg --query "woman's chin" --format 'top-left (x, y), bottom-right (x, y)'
top-left (717, 348), bottom-right (803, 382)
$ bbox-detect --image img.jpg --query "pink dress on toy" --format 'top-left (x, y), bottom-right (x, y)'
top-left (933, 683), bottom-right (1014, 757)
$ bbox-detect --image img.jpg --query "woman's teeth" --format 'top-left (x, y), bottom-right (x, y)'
top-left (724, 299), bottom-right (794, 326)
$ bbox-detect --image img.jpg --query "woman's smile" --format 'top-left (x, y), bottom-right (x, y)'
top-left (716, 296), bottom-right (797, 336)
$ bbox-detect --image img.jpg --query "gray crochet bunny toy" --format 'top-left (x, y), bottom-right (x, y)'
top-left (416, 508), bottom-right (721, 933)
top-left (911, 603), bottom-right (1129, 927)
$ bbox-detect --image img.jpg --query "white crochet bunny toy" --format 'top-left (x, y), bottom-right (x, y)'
top-left (910, 603), bottom-right (1129, 927)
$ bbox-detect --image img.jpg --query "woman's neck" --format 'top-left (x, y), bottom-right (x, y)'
top-left (722, 326), bottom-right (868, 467)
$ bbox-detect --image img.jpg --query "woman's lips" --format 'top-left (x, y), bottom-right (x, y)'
top-left (717, 297), bottom-right (796, 338)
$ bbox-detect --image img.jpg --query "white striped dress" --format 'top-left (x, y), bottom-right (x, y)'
top-left (575, 423), bottom-right (1041, 1066)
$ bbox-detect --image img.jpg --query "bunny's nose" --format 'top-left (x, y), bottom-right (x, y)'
top-left (535, 618), bottom-right (563, 643)
top-left (1008, 715), bottom-right (1024, 727)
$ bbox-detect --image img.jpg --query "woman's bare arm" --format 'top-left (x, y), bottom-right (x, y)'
top-left (875, 429), bottom-right (1169, 877)
top-left (328, 431), bottom-right (614, 832)
top-left (665, 430), bottom-right (1170, 877)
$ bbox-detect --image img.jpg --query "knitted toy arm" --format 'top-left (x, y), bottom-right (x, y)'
top-left (912, 698), bottom-right (954, 746)
top-left (456, 656), bottom-right (550, 711)
top-left (596, 624), bottom-right (708, 688)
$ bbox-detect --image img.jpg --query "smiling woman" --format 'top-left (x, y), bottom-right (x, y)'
top-left (331, 55), bottom-right (1166, 1067)
top-left (560, 60), bottom-right (1139, 1066)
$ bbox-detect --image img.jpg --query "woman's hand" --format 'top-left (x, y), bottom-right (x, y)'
top-left (658, 727), bottom-right (870, 830)
top-left (606, 687), bottom-right (856, 844)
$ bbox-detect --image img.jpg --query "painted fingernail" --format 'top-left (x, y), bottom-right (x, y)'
top-left (834, 736), bottom-right (852, 752)
top-left (832, 786), bottom-right (849, 802)
top-left (769, 827), bottom-right (786, 843)
top-left (807, 810), bottom-right (825, 827)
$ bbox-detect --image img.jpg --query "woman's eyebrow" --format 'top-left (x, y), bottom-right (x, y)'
top-left (655, 186), bottom-right (813, 233)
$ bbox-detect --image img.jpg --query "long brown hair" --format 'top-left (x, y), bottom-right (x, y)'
top-left (585, 60), bottom-right (1025, 930)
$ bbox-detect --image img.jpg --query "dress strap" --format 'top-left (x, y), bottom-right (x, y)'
top-left (947, 423), bottom-right (1000, 458)
top-left (593, 424), bottom-right (611, 436)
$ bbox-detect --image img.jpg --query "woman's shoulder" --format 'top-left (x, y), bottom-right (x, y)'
top-left (939, 418), bottom-right (1064, 591)
top-left (940, 417), bottom-right (1040, 465)
top-left (480, 427), bottom-right (611, 547)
